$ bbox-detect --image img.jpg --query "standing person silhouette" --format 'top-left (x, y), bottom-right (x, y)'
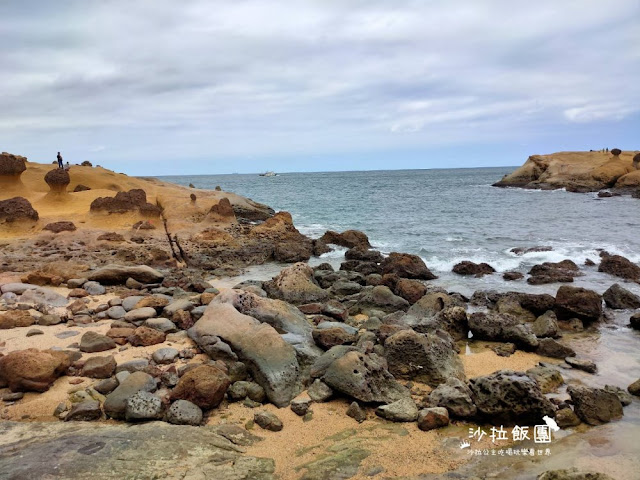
top-left (57, 152), bottom-right (63, 169)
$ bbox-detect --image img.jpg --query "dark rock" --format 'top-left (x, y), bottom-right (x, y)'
top-left (554, 286), bottom-right (603, 323)
top-left (125, 391), bottom-right (163, 421)
top-left (346, 401), bottom-right (367, 423)
top-left (345, 248), bottom-right (383, 263)
top-left (322, 351), bottom-right (410, 404)
top-left (511, 246), bottom-right (553, 255)
top-left (598, 254), bottom-right (640, 281)
top-left (567, 385), bottom-right (623, 425)
top-left (565, 357), bottom-right (597, 373)
top-left (103, 371), bottom-right (157, 419)
top-left (427, 377), bottom-right (476, 418)
top-left (44, 169), bottom-right (70, 192)
top-left (319, 230), bottom-right (371, 249)
top-left (43, 221), bottom-right (76, 233)
top-left (65, 400), bottom-right (102, 421)
top-left (603, 283), bottom-right (640, 309)
top-left (628, 379), bottom-right (640, 396)
top-left (555, 408), bottom-right (581, 428)
top-left (537, 338), bottom-right (576, 359)
top-left (0, 197), bottom-right (39, 223)
top-left (526, 365), bottom-right (564, 394)
top-left (381, 252), bottom-right (437, 280)
top-left (90, 189), bottom-right (161, 216)
top-left (73, 184), bottom-right (91, 192)
top-left (79, 331), bottom-right (117, 353)
top-left (166, 399), bottom-right (203, 425)
top-left (503, 271), bottom-right (524, 281)
top-left (468, 370), bottom-right (555, 425)
top-left (384, 329), bottom-right (465, 387)
top-left (532, 311), bottom-right (559, 338)
top-left (254, 411), bottom-right (283, 432)
top-left (452, 261), bottom-right (495, 277)
top-left (0, 152), bottom-right (27, 175)
top-left (468, 312), bottom-right (538, 349)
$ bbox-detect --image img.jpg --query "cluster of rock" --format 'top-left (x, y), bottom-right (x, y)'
top-left (2, 234), bottom-right (636, 438)
top-left (90, 189), bottom-right (162, 216)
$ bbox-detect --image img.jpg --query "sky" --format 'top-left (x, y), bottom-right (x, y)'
top-left (1, 0), bottom-right (639, 176)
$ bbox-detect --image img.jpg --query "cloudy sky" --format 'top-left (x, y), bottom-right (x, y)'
top-left (1, 0), bottom-right (638, 175)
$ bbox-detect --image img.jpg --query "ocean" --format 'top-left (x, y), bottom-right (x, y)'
top-left (160, 167), bottom-right (640, 297)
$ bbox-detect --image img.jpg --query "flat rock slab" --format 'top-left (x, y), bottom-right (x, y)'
top-left (0, 421), bottom-right (274, 480)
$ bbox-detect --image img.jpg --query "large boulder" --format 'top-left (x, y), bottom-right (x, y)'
top-left (598, 254), bottom-right (640, 281)
top-left (90, 189), bottom-right (162, 216)
top-left (79, 331), bottom-right (117, 353)
top-left (0, 152), bottom-right (27, 175)
top-left (381, 252), bottom-right (437, 280)
top-left (319, 230), bottom-right (371, 249)
top-left (322, 351), bottom-right (410, 404)
top-left (384, 329), bottom-right (465, 387)
top-left (0, 349), bottom-right (72, 392)
top-left (468, 370), bottom-right (555, 424)
top-left (188, 290), bottom-right (300, 407)
top-left (0, 310), bottom-right (36, 329)
top-left (554, 286), bottom-right (603, 323)
top-left (452, 261), bottom-right (495, 277)
top-left (567, 385), bottom-right (623, 425)
top-left (0, 197), bottom-right (39, 223)
top-left (87, 265), bottom-right (164, 285)
top-left (263, 263), bottom-right (329, 304)
top-left (468, 312), bottom-right (539, 349)
top-left (170, 365), bottom-right (230, 409)
top-left (602, 283), bottom-right (640, 309)
top-left (528, 260), bottom-right (580, 285)
top-left (44, 169), bottom-right (70, 193)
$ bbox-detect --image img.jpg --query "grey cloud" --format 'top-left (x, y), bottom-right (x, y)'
top-left (0, 0), bottom-right (638, 173)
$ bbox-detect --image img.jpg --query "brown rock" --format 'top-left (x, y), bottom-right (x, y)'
top-left (97, 232), bottom-right (125, 242)
top-left (319, 230), bottom-right (371, 249)
top-left (170, 365), bottom-right (230, 409)
top-left (393, 278), bottom-right (427, 304)
top-left (134, 296), bottom-right (170, 310)
top-left (90, 189), bottom-right (162, 216)
top-left (43, 221), bottom-right (77, 233)
top-left (598, 254), bottom-right (640, 281)
top-left (0, 152), bottom-right (27, 175)
top-left (44, 168), bottom-right (70, 192)
top-left (0, 197), bottom-right (39, 223)
top-left (0, 349), bottom-right (71, 392)
top-left (0, 311), bottom-right (36, 329)
top-left (312, 328), bottom-right (357, 349)
top-left (73, 184), bottom-right (91, 192)
top-left (381, 252), bottom-right (437, 280)
top-left (452, 261), bottom-right (496, 277)
top-left (209, 197), bottom-right (235, 218)
top-left (128, 326), bottom-right (166, 347)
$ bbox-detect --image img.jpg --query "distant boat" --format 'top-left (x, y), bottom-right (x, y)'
top-left (259, 171), bottom-right (277, 177)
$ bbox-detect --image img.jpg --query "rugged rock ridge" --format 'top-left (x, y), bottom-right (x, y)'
top-left (494, 150), bottom-right (640, 193)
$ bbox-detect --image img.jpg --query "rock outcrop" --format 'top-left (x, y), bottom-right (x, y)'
top-left (0, 197), bottom-right (39, 223)
top-left (90, 189), bottom-right (162, 216)
top-left (44, 168), bottom-right (70, 193)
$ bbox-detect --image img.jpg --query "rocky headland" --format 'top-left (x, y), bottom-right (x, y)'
top-left (1, 152), bottom-right (639, 480)
top-left (493, 150), bottom-right (640, 195)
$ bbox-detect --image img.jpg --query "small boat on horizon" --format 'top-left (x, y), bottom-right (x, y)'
top-left (259, 171), bottom-right (278, 177)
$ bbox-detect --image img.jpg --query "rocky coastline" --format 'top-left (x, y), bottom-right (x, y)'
top-left (493, 150), bottom-right (640, 195)
top-left (1, 152), bottom-right (639, 480)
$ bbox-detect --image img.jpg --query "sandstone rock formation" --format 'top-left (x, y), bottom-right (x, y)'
top-left (0, 197), bottom-right (39, 223)
top-left (44, 168), bottom-right (70, 193)
top-left (90, 189), bottom-right (162, 216)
